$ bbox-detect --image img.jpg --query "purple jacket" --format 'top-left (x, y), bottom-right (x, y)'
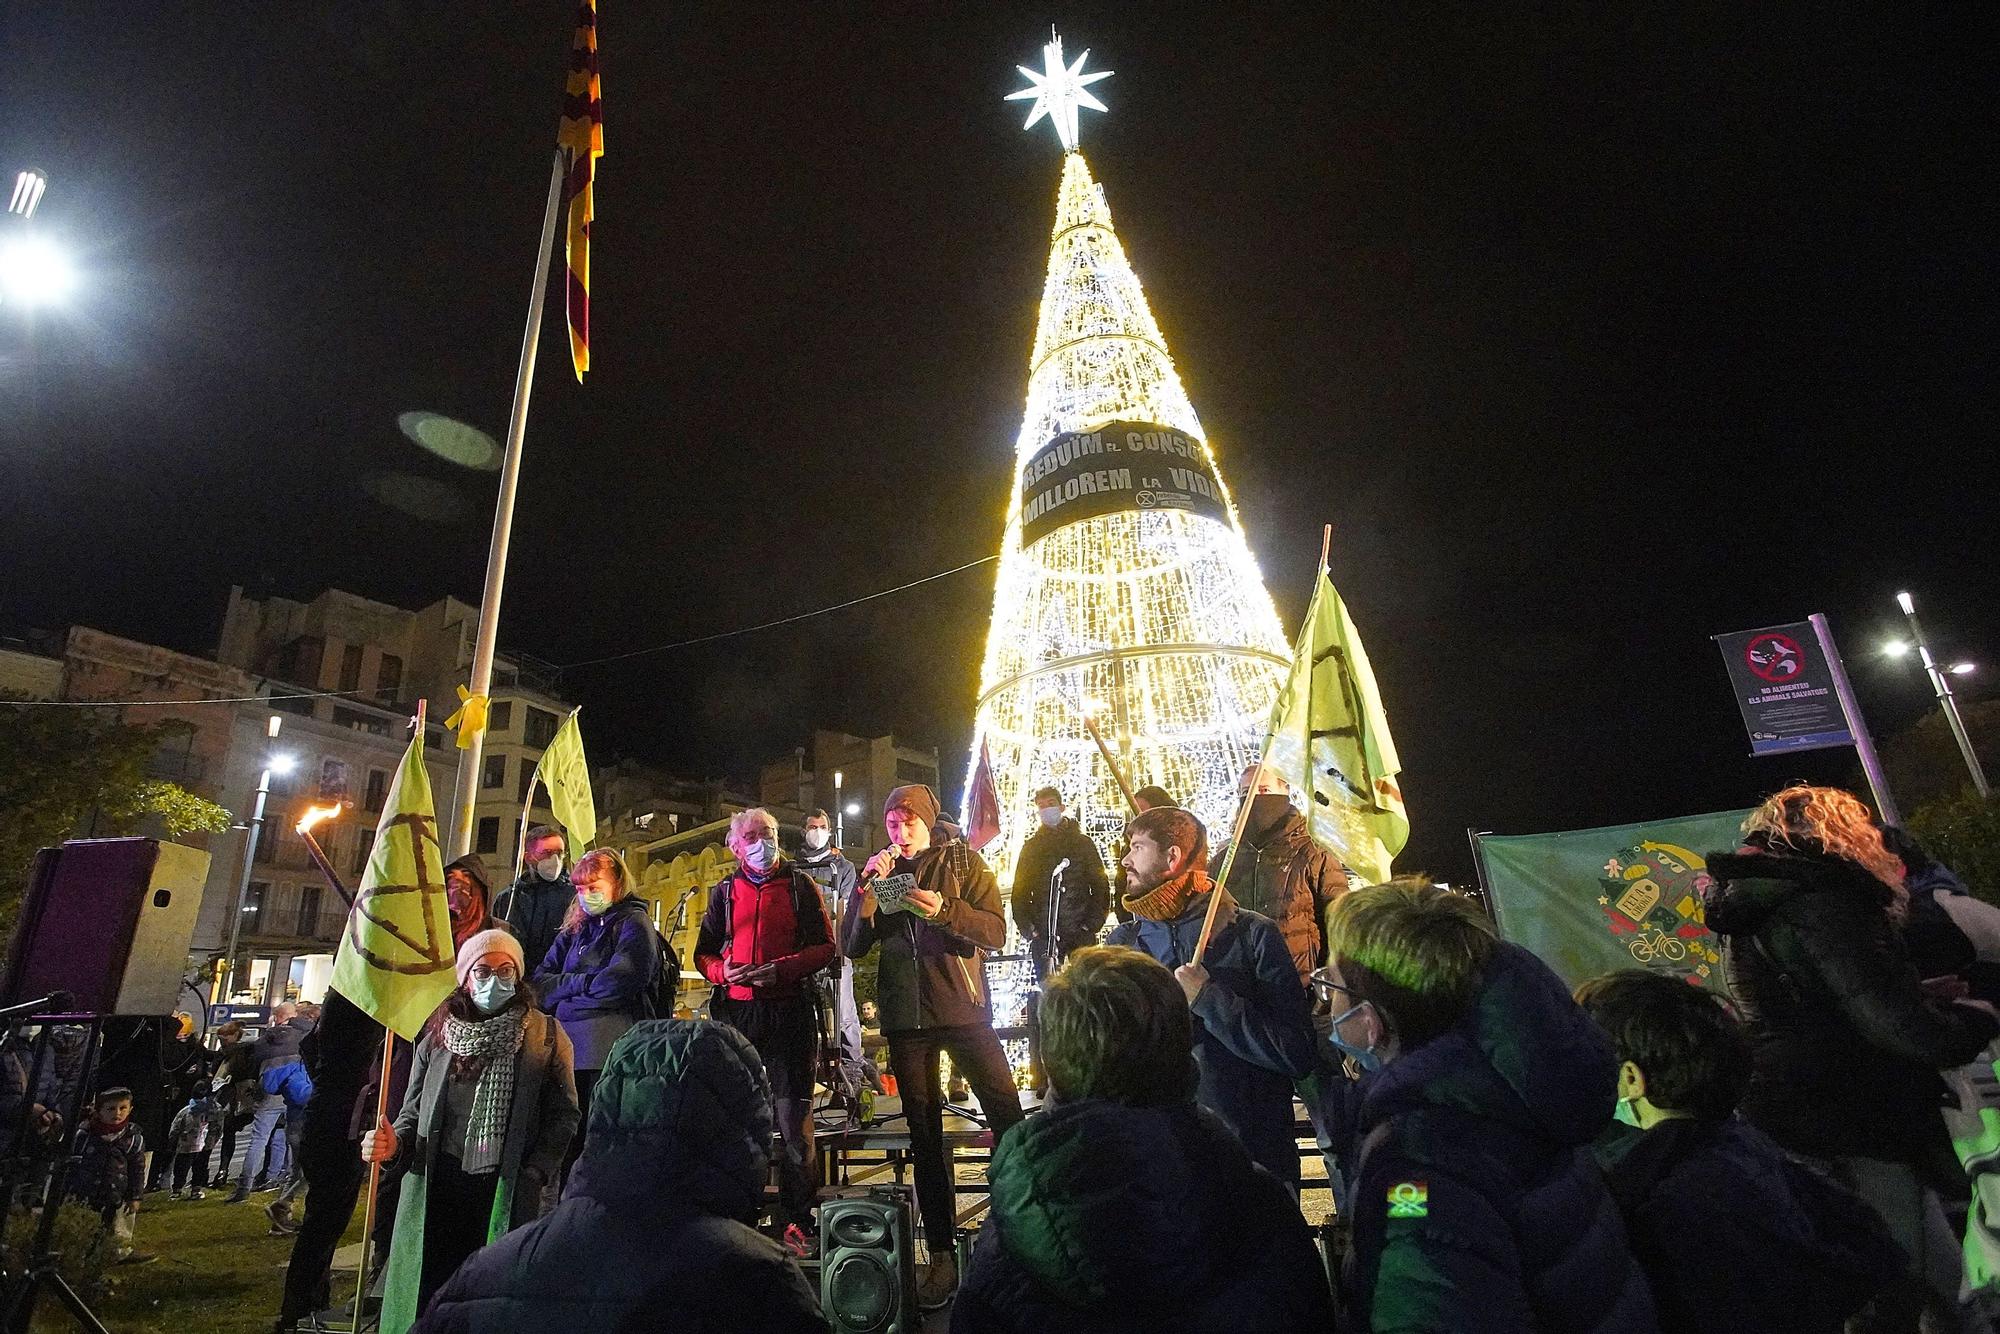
top-left (532, 896), bottom-right (660, 1069)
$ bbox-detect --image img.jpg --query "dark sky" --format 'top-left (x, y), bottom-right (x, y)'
top-left (2, 5), bottom-right (1993, 882)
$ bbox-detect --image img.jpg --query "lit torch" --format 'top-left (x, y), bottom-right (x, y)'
top-left (1080, 698), bottom-right (1140, 814)
top-left (296, 802), bottom-right (356, 907)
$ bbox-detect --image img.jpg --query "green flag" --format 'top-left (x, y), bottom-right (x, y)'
top-left (533, 708), bottom-right (595, 853)
top-left (1475, 809), bottom-right (1752, 993)
top-left (1260, 568), bottom-right (1408, 886)
top-left (330, 730), bottom-right (456, 1040)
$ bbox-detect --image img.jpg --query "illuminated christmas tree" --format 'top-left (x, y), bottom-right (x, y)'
top-left (969, 35), bottom-right (1292, 888)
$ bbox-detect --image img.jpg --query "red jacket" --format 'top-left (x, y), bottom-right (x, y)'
top-left (694, 864), bottom-right (835, 1002)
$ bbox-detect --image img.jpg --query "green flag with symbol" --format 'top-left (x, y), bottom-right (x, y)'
top-left (330, 730), bottom-right (456, 1040)
top-left (532, 708), bottom-right (596, 853)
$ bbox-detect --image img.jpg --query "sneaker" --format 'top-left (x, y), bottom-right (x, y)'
top-left (226, 1188), bottom-right (250, 1204)
top-left (168, 1189), bottom-right (183, 1201)
top-left (265, 1202), bottom-right (296, 1234)
top-left (256, 1180), bottom-right (284, 1194)
top-left (267, 1220), bottom-right (299, 1237)
top-left (915, 1255), bottom-right (958, 1311)
top-left (188, 1189), bottom-right (206, 1201)
top-left (781, 1224), bottom-right (817, 1260)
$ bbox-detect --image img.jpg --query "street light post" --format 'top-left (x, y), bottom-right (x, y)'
top-left (1896, 591), bottom-right (1990, 799)
top-left (221, 715), bottom-right (291, 1005)
top-left (833, 770), bottom-right (844, 849)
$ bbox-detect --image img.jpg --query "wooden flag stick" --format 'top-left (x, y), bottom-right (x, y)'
top-left (1319, 522), bottom-right (1333, 574)
top-left (1081, 713), bottom-right (1141, 815)
top-left (350, 1024), bottom-right (397, 1333)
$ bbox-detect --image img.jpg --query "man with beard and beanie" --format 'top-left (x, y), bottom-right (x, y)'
top-left (1106, 806), bottom-right (1316, 1194)
top-left (695, 808), bottom-right (834, 1257)
top-left (845, 784), bottom-right (1024, 1311)
top-left (1325, 879), bottom-right (1656, 1333)
top-left (1010, 787), bottom-right (1110, 1093)
top-left (794, 807), bottom-right (872, 1124)
top-left (274, 854), bottom-right (494, 1330)
top-left (497, 825), bottom-right (569, 981)
top-left (953, 946), bottom-right (1335, 1334)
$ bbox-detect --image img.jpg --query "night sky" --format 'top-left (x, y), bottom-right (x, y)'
top-left (3, 5), bottom-right (1993, 882)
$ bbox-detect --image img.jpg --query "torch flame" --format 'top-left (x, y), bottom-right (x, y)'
top-left (296, 803), bottom-right (343, 836)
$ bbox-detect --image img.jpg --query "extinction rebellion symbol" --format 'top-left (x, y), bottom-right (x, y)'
top-left (1743, 632), bottom-right (1804, 683)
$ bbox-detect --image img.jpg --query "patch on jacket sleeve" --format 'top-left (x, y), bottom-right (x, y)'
top-left (1386, 1180), bottom-right (1429, 1218)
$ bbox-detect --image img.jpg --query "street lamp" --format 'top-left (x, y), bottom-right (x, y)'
top-left (832, 770), bottom-right (844, 848)
top-left (221, 715), bottom-right (295, 1005)
top-left (9, 170), bottom-right (47, 219)
top-left (1, 168), bottom-right (72, 310)
top-left (1892, 590), bottom-right (1990, 799)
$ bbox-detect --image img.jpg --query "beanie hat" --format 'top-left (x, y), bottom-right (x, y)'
top-left (884, 784), bottom-right (940, 827)
top-left (456, 928), bottom-right (525, 988)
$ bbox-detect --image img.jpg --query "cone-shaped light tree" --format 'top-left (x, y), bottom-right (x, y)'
top-left (970, 35), bottom-right (1292, 887)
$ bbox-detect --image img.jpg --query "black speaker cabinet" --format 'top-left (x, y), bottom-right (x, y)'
top-left (821, 1187), bottom-right (918, 1334)
top-left (2, 838), bottom-right (210, 1016)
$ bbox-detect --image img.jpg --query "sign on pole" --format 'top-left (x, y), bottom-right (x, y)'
top-left (1713, 620), bottom-right (1854, 755)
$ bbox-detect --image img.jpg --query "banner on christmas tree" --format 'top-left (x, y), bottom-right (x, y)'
top-left (1473, 809), bottom-right (1752, 993)
top-left (1017, 421), bottom-right (1228, 545)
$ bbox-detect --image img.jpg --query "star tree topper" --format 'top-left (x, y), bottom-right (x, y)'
top-left (1006, 31), bottom-right (1112, 152)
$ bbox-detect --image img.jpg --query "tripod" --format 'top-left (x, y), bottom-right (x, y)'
top-left (0, 1000), bottom-right (110, 1334)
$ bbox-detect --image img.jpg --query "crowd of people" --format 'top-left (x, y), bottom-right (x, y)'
top-left (3, 776), bottom-right (1996, 1333)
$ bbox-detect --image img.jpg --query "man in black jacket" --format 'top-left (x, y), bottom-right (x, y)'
top-left (496, 824), bottom-right (570, 977)
top-left (1010, 786), bottom-right (1110, 1095)
top-left (845, 784), bottom-right (1023, 1311)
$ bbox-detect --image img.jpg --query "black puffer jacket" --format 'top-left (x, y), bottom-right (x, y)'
top-left (1703, 837), bottom-right (1999, 1164)
top-left (413, 1019), bottom-right (824, 1334)
top-left (952, 1100), bottom-right (1334, 1334)
top-left (1009, 818), bottom-right (1110, 955)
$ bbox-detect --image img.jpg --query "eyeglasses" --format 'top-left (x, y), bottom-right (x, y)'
top-left (1308, 970), bottom-right (1358, 1006)
top-left (468, 964), bottom-right (520, 984)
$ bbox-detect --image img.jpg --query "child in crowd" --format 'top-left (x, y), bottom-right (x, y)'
top-left (1575, 970), bottom-right (1903, 1332)
top-left (167, 1089), bottom-right (222, 1200)
top-left (68, 1087), bottom-right (152, 1264)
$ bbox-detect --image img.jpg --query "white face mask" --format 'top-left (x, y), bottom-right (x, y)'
top-left (469, 976), bottom-right (517, 1015)
top-left (534, 855), bottom-right (563, 882)
top-left (1037, 807), bottom-right (1063, 829)
top-left (803, 827), bottom-right (831, 851)
top-left (742, 838), bottom-right (779, 872)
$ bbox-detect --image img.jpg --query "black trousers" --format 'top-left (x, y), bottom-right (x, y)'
top-left (886, 1024), bottom-right (1023, 1252)
top-left (170, 1150), bottom-right (209, 1191)
top-left (418, 1154), bottom-right (499, 1317)
top-left (561, 1068), bottom-right (599, 1184)
top-left (713, 994), bottom-right (820, 1227)
top-left (278, 1121), bottom-right (400, 1324)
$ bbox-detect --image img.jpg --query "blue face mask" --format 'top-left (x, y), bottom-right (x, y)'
top-left (1328, 1001), bottom-right (1384, 1075)
top-left (1613, 1097), bottom-right (1643, 1128)
top-left (743, 838), bottom-right (779, 873)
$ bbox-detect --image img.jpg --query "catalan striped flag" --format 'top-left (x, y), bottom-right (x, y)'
top-left (558, 0), bottom-right (601, 381)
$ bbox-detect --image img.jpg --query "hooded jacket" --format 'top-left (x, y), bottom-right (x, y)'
top-left (1105, 888), bottom-right (1316, 1186)
top-left (1594, 1116), bottom-right (1901, 1333)
top-left (1009, 816), bottom-right (1110, 956)
top-left (952, 1100), bottom-right (1334, 1334)
top-left (1702, 838), bottom-right (1998, 1162)
top-left (532, 896), bottom-right (661, 1069)
top-left (1209, 806), bottom-right (1350, 984)
top-left (1342, 941), bottom-right (1657, 1333)
top-left (843, 833), bottom-right (1007, 1032)
top-left (412, 1020), bottom-right (823, 1334)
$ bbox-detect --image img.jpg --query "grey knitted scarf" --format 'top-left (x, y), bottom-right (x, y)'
top-left (441, 1007), bottom-right (527, 1175)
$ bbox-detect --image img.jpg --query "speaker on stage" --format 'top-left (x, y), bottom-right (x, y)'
top-left (820, 1187), bottom-right (918, 1334)
top-left (1, 837), bottom-right (210, 1016)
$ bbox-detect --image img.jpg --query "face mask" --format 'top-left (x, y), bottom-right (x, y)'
top-left (1246, 793), bottom-right (1291, 838)
top-left (1613, 1097), bottom-right (1643, 1128)
top-left (1327, 1002), bottom-right (1384, 1075)
top-left (470, 975), bottom-right (517, 1015)
top-left (1037, 807), bottom-right (1063, 829)
top-left (743, 838), bottom-right (779, 872)
top-left (804, 828), bottom-right (831, 851)
top-left (579, 889), bottom-right (612, 916)
top-left (535, 855), bottom-right (564, 882)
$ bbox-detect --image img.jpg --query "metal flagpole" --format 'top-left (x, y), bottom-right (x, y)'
top-left (1896, 591), bottom-right (1990, 798)
top-left (1809, 613), bottom-right (1901, 826)
top-left (450, 147), bottom-right (568, 857)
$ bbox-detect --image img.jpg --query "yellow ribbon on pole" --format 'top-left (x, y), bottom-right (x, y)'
top-left (444, 684), bottom-right (490, 751)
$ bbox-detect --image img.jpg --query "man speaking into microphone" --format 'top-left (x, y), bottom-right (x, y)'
top-left (843, 784), bottom-right (1023, 1312)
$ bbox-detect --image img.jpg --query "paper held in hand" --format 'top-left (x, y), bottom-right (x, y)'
top-left (873, 873), bottom-right (919, 915)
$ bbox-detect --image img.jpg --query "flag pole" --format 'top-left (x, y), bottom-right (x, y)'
top-left (1081, 713), bottom-right (1140, 814)
top-left (1195, 525), bottom-right (1331, 964)
top-left (449, 147), bottom-right (568, 857)
top-left (352, 697), bottom-right (424, 1332)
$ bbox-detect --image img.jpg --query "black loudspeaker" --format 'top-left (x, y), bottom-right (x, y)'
top-left (820, 1188), bottom-right (918, 1334)
top-left (1, 838), bottom-right (210, 1015)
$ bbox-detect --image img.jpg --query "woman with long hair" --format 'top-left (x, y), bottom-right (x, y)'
top-left (1704, 784), bottom-right (1999, 1329)
top-left (530, 848), bottom-right (660, 1177)
top-left (361, 930), bottom-right (578, 1334)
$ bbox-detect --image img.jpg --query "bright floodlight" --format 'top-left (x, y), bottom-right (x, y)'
top-left (9, 171), bottom-right (46, 220)
top-left (1883, 640), bottom-right (1911, 657)
top-left (1950, 662), bottom-right (1977, 676)
top-left (844, 802), bottom-right (861, 817)
top-left (1896, 591), bottom-right (1915, 614)
top-left (1005, 31), bottom-right (1111, 152)
top-left (269, 752), bottom-right (298, 776)
top-left (0, 235), bottom-right (74, 308)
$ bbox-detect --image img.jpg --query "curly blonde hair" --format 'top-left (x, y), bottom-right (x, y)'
top-left (1744, 786), bottom-right (1906, 915)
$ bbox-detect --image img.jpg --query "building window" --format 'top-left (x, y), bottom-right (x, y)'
top-left (518, 759), bottom-right (537, 803)
top-left (276, 636), bottom-right (323, 687)
top-left (339, 643), bottom-right (364, 692)
top-left (331, 706), bottom-right (391, 737)
top-left (244, 881), bottom-right (268, 923)
top-left (523, 707), bottom-right (558, 749)
top-left (319, 758), bottom-right (350, 801)
top-left (297, 884), bottom-right (322, 937)
top-left (376, 653), bottom-right (403, 700)
top-left (489, 700), bottom-right (513, 734)
top-left (476, 817), bottom-right (500, 855)
top-left (482, 754), bottom-right (507, 790)
top-left (254, 823), bottom-right (277, 864)
top-left (363, 769), bottom-right (387, 812)
top-left (351, 828), bottom-right (374, 876)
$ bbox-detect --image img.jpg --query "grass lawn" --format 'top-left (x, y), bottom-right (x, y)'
top-left (49, 1191), bottom-right (367, 1334)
